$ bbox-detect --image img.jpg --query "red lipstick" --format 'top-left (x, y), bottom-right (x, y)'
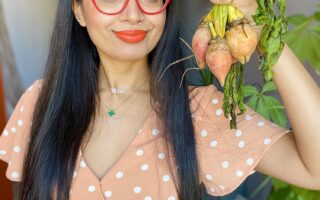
top-left (113, 30), bottom-right (147, 43)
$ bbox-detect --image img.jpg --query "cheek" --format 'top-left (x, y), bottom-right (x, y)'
top-left (148, 15), bottom-right (166, 49)
top-left (81, 3), bottom-right (115, 52)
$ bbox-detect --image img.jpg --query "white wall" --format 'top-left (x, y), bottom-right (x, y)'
top-left (2, 0), bottom-right (58, 87)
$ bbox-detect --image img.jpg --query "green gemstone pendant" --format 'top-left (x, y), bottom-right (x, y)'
top-left (107, 110), bottom-right (116, 117)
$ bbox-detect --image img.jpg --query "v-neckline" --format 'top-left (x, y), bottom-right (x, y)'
top-left (78, 109), bottom-right (156, 184)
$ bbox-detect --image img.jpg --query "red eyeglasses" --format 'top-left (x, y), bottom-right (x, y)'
top-left (92, 0), bottom-right (171, 15)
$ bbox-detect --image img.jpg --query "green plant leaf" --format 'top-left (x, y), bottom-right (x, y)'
top-left (261, 81), bottom-right (277, 94)
top-left (268, 187), bottom-right (293, 200)
top-left (285, 30), bottom-right (313, 64)
top-left (315, 11), bottom-right (320, 22)
top-left (244, 85), bottom-right (259, 97)
top-left (287, 14), bottom-right (308, 26)
top-left (261, 96), bottom-right (287, 127)
top-left (290, 185), bottom-right (320, 200)
top-left (307, 31), bottom-right (320, 75)
top-left (285, 11), bottom-right (320, 76)
top-left (272, 178), bottom-right (289, 190)
top-left (246, 95), bottom-right (259, 110)
top-left (256, 96), bottom-right (271, 119)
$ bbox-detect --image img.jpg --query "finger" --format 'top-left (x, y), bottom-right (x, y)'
top-left (210, 0), bottom-right (233, 4)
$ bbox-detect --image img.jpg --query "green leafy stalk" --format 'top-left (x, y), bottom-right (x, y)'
top-left (222, 62), bottom-right (246, 129)
top-left (252, 0), bottom-right (288, 82)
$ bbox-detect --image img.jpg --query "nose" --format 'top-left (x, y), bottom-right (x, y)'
top-left (119, 0), bottom-right (144, 25)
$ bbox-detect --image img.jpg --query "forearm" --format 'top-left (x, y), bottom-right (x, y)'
top-left (272, 43), bottom-right (320, 177)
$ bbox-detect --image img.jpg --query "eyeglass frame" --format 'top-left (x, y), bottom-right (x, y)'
top-left (91, 0), bottom-right (171, 15)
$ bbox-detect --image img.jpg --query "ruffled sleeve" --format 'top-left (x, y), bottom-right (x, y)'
top-left (191, 84), bottom-right (291, 196)
top-left (0, 79), bottom-right (42, 182)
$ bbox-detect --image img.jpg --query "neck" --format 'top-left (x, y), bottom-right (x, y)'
top-left (98, 57), bottom-right (151, 93)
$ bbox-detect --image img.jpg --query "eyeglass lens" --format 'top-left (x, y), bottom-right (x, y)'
top-left (94, 0), bottom-right (168, 14)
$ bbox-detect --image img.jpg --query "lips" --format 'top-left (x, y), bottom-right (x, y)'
top-left (113, 30), bottom-right (148, 43)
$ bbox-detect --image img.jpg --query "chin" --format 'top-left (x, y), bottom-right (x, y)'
top-left (114, 50), bottom-right (148, 60)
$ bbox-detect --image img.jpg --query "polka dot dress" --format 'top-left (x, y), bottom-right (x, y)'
top-left (0, 80), bottom-right (290, 199)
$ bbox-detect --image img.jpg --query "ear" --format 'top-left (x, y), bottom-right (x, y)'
top-left (72, 1), bottom-right (87, 27)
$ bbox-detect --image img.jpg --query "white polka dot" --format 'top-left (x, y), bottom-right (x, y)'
top-left (104, 190), bottom-right (112, 198)
top-left (246, 158), bottom-right (254, 165)
top-left (151, 128), bottom-right (160, 136)
top-left (222, 161), bottom-right (229, 168)
top-left (0, 150), bottom-right (7, 155)
top-left (88, 185), bottom-right (96, 192)
top-left (13, 146), bottom-right (21, 153)
top-left (17, 120), bottom-right (24, 126)
top-left (136, 149), bottom-right (144, 156)
top-left (168, 196), bottom-right (176, 200)
top-left (245, 115), bottom-right (252, 120)
top-left (236, 170), bottom-right (244, 177)
top-left (140, 164), bottom-right (149, 171)
top-left (116, 171), bottom-right (124, 179)
top-left (133, 186), bottom-right (142, 193)
top-left (144, 196), bottom-right (152, 200)
top-left (11, 127), bottom-right (17, 133)
top-left (264, 138), bottom-right (271, 145)
top-left (80, 160), bottom-right (86, 168)
top-left (216, 109), bottom-right (223, 116)
top-left (27, 85), bottom-right (33, 91)
top-left (219, 185), bottom-right (225, 190)
top-left (250, 170), bottom-right (256, 175)
top-left (200, 130), bottom-right (208, 137)
top-left (162, 175), bottom-right (170, 182)
top-left (211, 98), bottom-right (219, 104)
top-left (158, 152), bottom-right (165, 159)
top-left (271, 123), bottom-right (278, 127)
top-left (73, 171), bottom-right (77, 178)
top-left (20, 106), bottom-right (24, 112)
top-left (11, 172), bottom-right (19, 179)
top-left (3, 130), bottom-right (9, 136)
top-left (235, 130), bottom-right (242, 137)
top-left (257, 121), bottom-right (265, 127)
top-left (238, 141), bottom-right (245, 148)
top-left (210, 140), bottom-right (218, 148)
top-left (206, 174), bottom-right (212, 180)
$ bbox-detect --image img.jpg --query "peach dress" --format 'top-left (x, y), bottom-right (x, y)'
top-left (0, 79), bottom-right (290, 199)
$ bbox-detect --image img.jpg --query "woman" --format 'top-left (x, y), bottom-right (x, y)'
top-left (0, 0), bottom-right (319, 199)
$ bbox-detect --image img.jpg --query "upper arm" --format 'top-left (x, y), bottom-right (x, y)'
top-left (255, 132), bottom-right (320, 190)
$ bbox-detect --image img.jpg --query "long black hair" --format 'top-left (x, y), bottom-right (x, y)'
top-left (18, 0), bottom-right (203, 199)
